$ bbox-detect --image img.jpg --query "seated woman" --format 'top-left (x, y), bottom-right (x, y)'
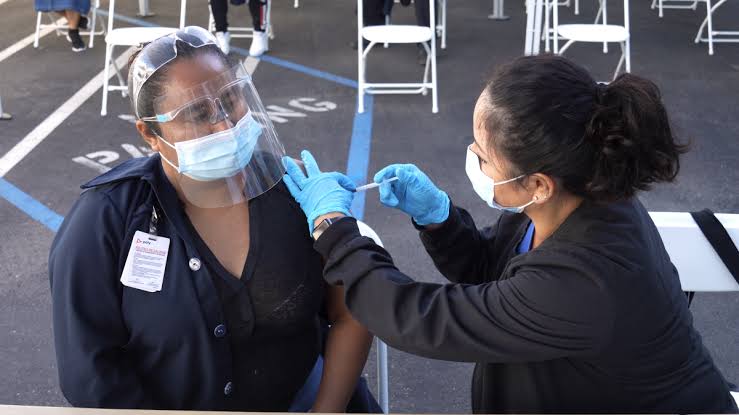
top-left (49, 26), bottom-right (378, 412)
top-left (210, 0), bottom-right (270, 56)
top-left (34, 0), bottom-right (90, 52)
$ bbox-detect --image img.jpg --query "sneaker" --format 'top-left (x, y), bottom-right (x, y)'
top-left (215, 31), bottom-right (231, 55)
top-left (78, 16), bottom-right (89, 30)
top-left (249, 30), bottom-right (269, 57)
top-left (66, 29), bottom-right (86, 52)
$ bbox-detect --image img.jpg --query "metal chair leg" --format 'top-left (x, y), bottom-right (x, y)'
top-left (101, 43), bottom-right (113, 116)
top-left (34, 12), bottom-right (43, 48)
top-left (0, 96), bottom-right (12, 120)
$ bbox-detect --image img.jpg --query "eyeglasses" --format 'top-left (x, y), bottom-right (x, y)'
top-left (140, 78), bottom-right (250, 126)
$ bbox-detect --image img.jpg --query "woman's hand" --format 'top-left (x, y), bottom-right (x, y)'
top-left (374, 164), bottom-right (450, 226)
top-left (282, 150), bottom-right (356, 233)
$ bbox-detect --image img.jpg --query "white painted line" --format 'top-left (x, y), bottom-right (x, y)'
top-left (72, 156), bottom-right (111, 174)
top-left (0, 18), bottom-right (66, 64)
top-left (0, 47), bottom-right (135, 178)
top-left (244, 56), bottom-right (260, 75)
top-left (0, 0), bottom-right (14, 6)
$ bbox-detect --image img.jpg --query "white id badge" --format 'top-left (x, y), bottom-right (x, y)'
top-left (120, 230), bottom-right (170, 293)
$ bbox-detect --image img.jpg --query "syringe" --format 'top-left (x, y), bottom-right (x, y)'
top-left (354, 177), bottom-right (399, 192)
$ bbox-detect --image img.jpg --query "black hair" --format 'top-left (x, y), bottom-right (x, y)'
top-left (480, 54), bottom-right (688, 202)
top-left (126, 40), bottom-right (231, 135)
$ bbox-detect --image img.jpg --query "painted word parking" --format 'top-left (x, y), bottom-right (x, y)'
top-left (76, 97), bottom-right (338, 173)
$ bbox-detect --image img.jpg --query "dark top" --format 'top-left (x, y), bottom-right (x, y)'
top-left (49, 155), bottom-right (325, 410)
top-left (314, 198), bottom-right (739, 413)
top-left (184, 179), bottom-right (325, 411)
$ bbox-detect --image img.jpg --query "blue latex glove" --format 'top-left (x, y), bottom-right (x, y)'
top-left (374, 164), bottom-right (450, 226)
top-left (282, 150), bottom-right (356, 233)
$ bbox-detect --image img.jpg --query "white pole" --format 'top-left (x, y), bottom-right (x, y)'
top-left (524, 0), bottom-right (535, 54)
top-left (137, 0), bottom-right (154, 17)
top-left (488, 0), bottom-right (510, 20)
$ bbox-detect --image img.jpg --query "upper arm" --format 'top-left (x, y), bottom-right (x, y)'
top-left (325, 284), bottom-right (357, 325)
top-left (49, 189), bottom-right (144, 406)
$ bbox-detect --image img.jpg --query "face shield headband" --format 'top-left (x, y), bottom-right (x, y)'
top-left (128, 26), bottom-right (219, 118)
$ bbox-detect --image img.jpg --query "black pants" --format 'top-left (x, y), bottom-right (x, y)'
top-left (363, 0), bottom-right (430, 27)
top-left (211, 0), bottom-right (267, 32)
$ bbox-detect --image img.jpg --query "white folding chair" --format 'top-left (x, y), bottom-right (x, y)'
top-left (650, 0), bottom-right (704, 18)
top-left (543, 0), bottom-right (606, 53)
top-left (356, 220), bottom-right (390, 414)
top-left (383, 0), bottom-right (447, 49)
top-left (100, 0), bottom-right (187, 116)
top-left (650, 211), bottom-right (739, 407)
top-left (207, 1), bottom-right (275, 42)
top-left (553, 0), bottom-right (630, 80)
top-left (358, 0), bottom-right (438, 114)
top-left (694, 0), bottom-right (739, 55)
top-left (33, 0), bottom-right (105, 49)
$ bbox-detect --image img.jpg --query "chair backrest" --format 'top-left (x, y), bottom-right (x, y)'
top-left (357, 0), bottom-right (436, 34)
top-left (552, 0), bottom-right (631, 30)
top-left (107, 0), bottom-right (187, 34)
top-left (650, 212), bottom-right (739, 292)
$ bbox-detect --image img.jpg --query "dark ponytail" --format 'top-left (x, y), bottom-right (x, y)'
top-left (481, 54), bottom-right (688, 202)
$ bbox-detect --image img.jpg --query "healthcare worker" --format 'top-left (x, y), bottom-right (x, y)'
top-left (283, 55), bottom-right (739, 413)
top-left (49, 27), bottom-right (380, 412)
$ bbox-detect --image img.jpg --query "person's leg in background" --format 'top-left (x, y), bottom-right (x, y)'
top-left (248, 0), bottom-right (268, 56)
top-left (414, 0), bottom-right (433, 65)
top-left (66, 0), bottom-right (89, 52)
top-left (364, 0), bottom-right (386, 26)
top-left (211, 0), bottom-right (231, 54)
top-left (350, 0), bottom-right (385, 50)
top-left (35, 0), bottom-right (89, 52)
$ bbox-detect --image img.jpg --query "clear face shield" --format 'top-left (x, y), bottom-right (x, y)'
top-left (131, 27), bottom-right (286, 208)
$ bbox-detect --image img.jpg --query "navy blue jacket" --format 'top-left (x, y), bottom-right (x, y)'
top-left (49, 155), bottom-right (382, 411)
top-left (49, 155), bottom-right (248, 409)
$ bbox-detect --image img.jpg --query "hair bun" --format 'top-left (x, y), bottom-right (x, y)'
top-left (583, 74), bottom-right (687, 201)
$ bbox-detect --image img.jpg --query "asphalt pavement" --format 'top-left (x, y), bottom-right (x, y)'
top-left (0, 0), bottom-right (737, 412)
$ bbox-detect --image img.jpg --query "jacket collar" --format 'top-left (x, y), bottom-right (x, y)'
top-left (81, 155), bottom-right (193, 237)
top-left (81, 154), bottom-right (162, 190)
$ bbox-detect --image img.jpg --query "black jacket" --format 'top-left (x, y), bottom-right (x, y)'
top-left (48, 155), bottom-right (380, 411)
top-left (315, 198), bottom-right (738, 413)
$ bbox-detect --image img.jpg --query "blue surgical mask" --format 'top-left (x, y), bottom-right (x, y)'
top-left (158, 112), bottom-right (263, 181)
top-left (465, 146), bottom-right (535, 213)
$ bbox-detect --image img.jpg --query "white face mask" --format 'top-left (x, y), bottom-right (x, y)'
top-left (465, 146), bottom-right (535, 213)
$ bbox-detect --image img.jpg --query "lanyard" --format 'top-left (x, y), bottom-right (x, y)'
top-left (149, 205), bottom-right (160, 236)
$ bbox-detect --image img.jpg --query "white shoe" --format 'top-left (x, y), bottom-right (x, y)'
top-left (249, 31), bottom-right (269, 57)
top-left (215, 31), bottom-right (230, 55)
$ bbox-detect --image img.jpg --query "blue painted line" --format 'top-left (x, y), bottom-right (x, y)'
top-left (97, 10), bottom-right (158, 28)
top-left (230, 47), bottom-right (358, 89)
top-left (0, 178), bottom-right (63, 232)
top-left (347, 95), bottom-right (374, 221)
